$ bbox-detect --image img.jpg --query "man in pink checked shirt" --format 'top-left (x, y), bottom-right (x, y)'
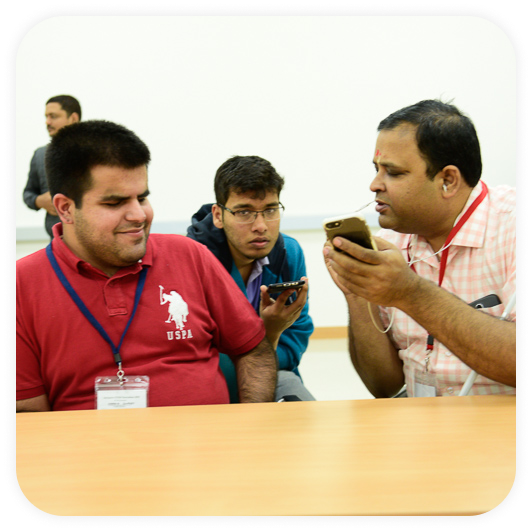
top-left (324, 99), bottom-right (515, 398)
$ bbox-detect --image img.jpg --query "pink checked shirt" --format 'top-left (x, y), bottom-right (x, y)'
top-left (377, 182), bottom-right (516, 396)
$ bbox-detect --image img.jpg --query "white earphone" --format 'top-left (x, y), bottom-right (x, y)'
top-left (443, 184), bottom-right (448, 192)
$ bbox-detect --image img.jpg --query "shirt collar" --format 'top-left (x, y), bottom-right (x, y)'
top-left (448, 180), bottom-right (488, 248)
top-left (247, 256), bottom-right (270, 286)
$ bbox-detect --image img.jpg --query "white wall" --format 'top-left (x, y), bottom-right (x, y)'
top-left (16, 16), bottom-right (516, 236)
top-left (15, 16), bottom-right (517, 329)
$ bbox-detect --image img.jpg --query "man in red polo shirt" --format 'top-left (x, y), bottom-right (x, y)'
top-left (16, 120), bottom-right (277, 412)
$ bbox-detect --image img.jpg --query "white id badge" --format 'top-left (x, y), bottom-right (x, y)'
top-left (413, 369), bottom-right (437, 397)
top-left (95, 376), bottom-right (149, 410)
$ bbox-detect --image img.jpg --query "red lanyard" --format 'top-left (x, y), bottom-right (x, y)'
top-left (407, 181), bottom-right (488, 351)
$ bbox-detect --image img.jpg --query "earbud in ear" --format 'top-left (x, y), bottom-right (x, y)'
top-left (443, 184), bottom-right (448, 192)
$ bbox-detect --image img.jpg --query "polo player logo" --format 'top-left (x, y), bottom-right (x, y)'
top-left (159, 285), bottom-right (189, 330)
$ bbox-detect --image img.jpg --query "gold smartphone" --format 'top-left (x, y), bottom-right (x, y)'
top-left (323, 213), bottom-right (377, 251)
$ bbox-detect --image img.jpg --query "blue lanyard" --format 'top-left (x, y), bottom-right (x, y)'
top-left (46, 243), bottom-right (148, 368)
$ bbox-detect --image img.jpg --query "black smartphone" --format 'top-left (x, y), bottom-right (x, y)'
top-left (469, 294), bottom-right (501, 309)
top-left (267, 280), bottom-right (305, 294)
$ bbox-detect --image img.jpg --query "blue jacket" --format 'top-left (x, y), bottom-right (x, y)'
top-left (187, 204), bottom-right (314, 397)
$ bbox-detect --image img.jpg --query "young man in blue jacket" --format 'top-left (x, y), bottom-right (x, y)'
top-left (187, 155), bottom-right (315, 402)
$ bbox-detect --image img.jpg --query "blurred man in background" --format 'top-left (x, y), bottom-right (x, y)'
top-left (23, 95), bottom-right (81, 238)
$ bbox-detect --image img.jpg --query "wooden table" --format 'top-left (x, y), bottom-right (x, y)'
top-left (16, 395), bottom-right (515, 516)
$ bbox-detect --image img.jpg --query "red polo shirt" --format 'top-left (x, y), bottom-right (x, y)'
top-left (16, 226), bottom-right (265, 410)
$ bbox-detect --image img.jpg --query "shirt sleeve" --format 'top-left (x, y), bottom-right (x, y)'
top-left (194, 242), bottom-right (266, 356)
top-left (23, 149), bottom-right (44, 210)
top-left (16, 264), bottom-right (47, 400)
top-left (501, 208), bottom-right (516, 322)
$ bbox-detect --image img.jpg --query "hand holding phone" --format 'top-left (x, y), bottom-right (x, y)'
top-left (260, 278), bottom-right (308, 345)
top-left (323, 213), bottom-right (377, 251)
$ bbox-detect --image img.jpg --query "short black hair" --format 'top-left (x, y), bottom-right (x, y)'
top-left (46, 95), bottom-right (82, 120)
top-left (378, 99), bottom-right (482, 187)
top-left (214, 155), bottom-right (285, 205)
top-left (46, 120), bottom-right (151, 207)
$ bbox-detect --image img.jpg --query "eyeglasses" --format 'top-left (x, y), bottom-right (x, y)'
top-left (217, 203), bottom-right (285, 224)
